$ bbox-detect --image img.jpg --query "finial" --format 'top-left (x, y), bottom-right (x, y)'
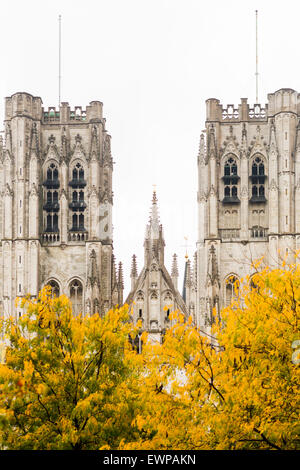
top-left (171, 254), bottom-right (179, 278)
top-left (198, 133), bottom-right (205, 160)
top-left (184, 258), bottom-right (192, 288)
top-left (152, 185), bottom-right (157, 203)
top-left (242, 122), bottom-right (247, 137)
top-left (131, 254), bottom-right (138, 278)
top-left (183, 236), bottom-right (190, 260)
top-left (111, 254), bottom-right (117, 285)
top-left (118, 262), bottom-right (124, 289)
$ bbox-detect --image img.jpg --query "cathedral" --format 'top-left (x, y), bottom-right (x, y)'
top-left (0, 92), bottom-right (123, 320)
top-left (1, 88), bottom-right (300, 339)
top-left (194, 88), bottom-right (300, 331)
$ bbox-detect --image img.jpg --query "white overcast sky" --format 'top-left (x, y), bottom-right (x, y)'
top-left (1, 0), bottom-right (300, 297)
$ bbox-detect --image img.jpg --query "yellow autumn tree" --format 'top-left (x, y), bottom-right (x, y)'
top-left (124, 261), bottom-right (300, 450)
top-left (0, 287), bottom-right (143, 450)
top-left (1, 262), bottom-right (299, 451)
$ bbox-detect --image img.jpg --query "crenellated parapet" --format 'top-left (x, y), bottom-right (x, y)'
top-left (206, 89), bottom-right (300, 124)
top-left (43, 100), bottom-right (104, 124)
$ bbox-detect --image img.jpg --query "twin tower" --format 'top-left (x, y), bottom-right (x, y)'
top-left (1, 88), bottom-right (300, 336)
top-left (0, 92), bottom-right (123, 319)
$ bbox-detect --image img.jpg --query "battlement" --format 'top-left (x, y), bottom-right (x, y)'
top-left (206, 97), bottom-right (267, 122)
top-left (43, 100), bottom-right (104, 124)
top-left (206, 88), bottom-right (300, 123)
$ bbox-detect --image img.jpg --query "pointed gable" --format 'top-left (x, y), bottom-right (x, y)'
top-left (126, 191), bottom-right (188, 343)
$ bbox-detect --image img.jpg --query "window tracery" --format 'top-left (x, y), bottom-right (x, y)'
top-left (69, 279), bottom-right (83, 316)
top-left (69, 162), bottom-right (87, 232)
top-left (43, 163), bottom-right (60, 233)
top-left (222, 156), bottom-right (240, 204)
top-left (46, 279), bottom-right (60, 297)
top-left (250, 156), bottom-right (266, 203)
top-left (225, 275), bottom-right (239, 306)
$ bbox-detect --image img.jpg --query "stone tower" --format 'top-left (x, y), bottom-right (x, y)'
top-left (125, 191), bottom-right (189, 345)
top-left (196, 88), bottom-right (300, 330)
top-left (0, 92), bottom-right (123, 319)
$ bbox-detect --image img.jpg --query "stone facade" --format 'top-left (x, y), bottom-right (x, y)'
top-left (0, 92), bottom-right (123, 319)
top-left (125, 192), bottom-right (190, 345)
top-left (195, 88), bottom-right (300, 330)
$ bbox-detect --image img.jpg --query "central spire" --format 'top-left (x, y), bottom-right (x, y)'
top-left (144, 190), bottom-right (165, 265)
top-left (149, 190), bottom-right (160, 239)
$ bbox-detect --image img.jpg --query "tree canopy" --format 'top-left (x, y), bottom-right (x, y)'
top-left (0, 287), bottom-right (141, 450)
top-left (0, 262), bottom-right (299, 450)
top-left (123, 262), bottom-right (300, 450)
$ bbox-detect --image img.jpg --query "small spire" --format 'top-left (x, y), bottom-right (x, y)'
top-left (90, 125), bottom-right (98, 156)
top-left (151, 190), bottom-right (159, 221)
top-left (88, 249), bottom-right (99, 287)
top-left (182, 258), bottom-right (192, 302)
top-left (185, 259), bottom-right (192, 288)
top-left (130, 254), bottom-right (138, 278)
top-left (5, 123), bottom-right (12, 152)
top-left (118, 262), bottom-right (124, 290)
top-left (197, 133), bottom-right (206, 165)
top-left (242, 122), bottom-right (247, 141)
top-left (111, 254), bottom-right (117, 287)
top-left (61, 127), bottom-right (68, 160)
top-left (207, 125), bottom-right (216, 158)
top-left (171, 254), bottom-right (179, 278)
top-left (30, 122), bottom-right (39, 153)
top-left (147, 190), bottom-right (160, 240)
top-left (193, 252), bottom-right (197, 285)
top-left (269, 119), bottom-right (278, 152)
top-left (199, 133), bottom-right (205, 152)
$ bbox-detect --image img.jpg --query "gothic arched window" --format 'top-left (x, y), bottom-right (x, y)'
top-left (250, 156), bottom-right (266, 203)
top-left (224, 157), bottom-right (237, 176)
top-left (69, 162), bottom-right (87, 233)
top-left (222, 156), bottom-right (240, 204)
top-left (251, 225), bottom-right (267, 238)
top-left (43, 163), bottom-right (60, 234)
top-left (69, 279), bottom-right (83, 316)
top-left (46, 279), bottom-right (60, 297)
top-left (70, 162), bottom-right (86, 187)
top-left (225, 275), bottom-right (239, 306)
top-left (249, 274), bottom-right (260, 292)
